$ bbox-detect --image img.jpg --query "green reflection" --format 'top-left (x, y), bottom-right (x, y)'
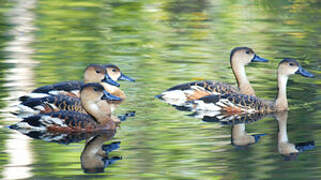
top-left (0, 0), bottom-right (320, 179)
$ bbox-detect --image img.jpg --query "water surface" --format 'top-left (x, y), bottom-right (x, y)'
top-left (0, 0), bottom-right (320, 179)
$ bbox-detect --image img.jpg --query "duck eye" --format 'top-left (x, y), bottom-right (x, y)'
top-left (96, 70), bottom-right (101, 74)
top-left (289, 63), bottom-right (294, 66)
top-left (93, 87), bottom-right (99, 92)
top-left (246, 50), bottom-right (250, 54)
top-left (112, 69), bottom-right (116, 72)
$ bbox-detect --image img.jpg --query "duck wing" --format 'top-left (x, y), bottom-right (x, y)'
top-left (156, 80), bottom-right (239, 106)
top-left (188, 93), bottom-right (268, 114)
top-left (15, 95), bottom-right (85, 118)
top-left (19, 81), bottom-right (84, 102)
top-left (10, 111), bottom-right (100, 133)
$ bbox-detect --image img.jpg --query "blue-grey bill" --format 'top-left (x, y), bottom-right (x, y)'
top-left (118, 73), bottom-right (135, 82)
top-left (103, 74), bottom-right (120, 87)
top-left (102, 90), bottom-right (122, 101)
top-left (251, 55), bottom-right (269, 62)
top-left (295, 66), bottom-right (314, 78)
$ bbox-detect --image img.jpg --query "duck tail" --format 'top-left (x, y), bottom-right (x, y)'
top-left (155, 90), bottom-right (187, 106)
top-left (9, 115), bottom-right (47, 133)
top-left (19, 93), bottom-right (50, 102)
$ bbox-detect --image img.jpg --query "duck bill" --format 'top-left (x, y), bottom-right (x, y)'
top-left (118, 73), bottom-right (135, 82)
top-left (251, 55), bottom-right (269, 62)
top-left (103, 74), bottom-right (120, 87)
top-left (102, 90), bottom-right (122, 101)
top-left (251, 134), bottom-right (266, 143)
top-left (295, 66), bottom-right (314, 78)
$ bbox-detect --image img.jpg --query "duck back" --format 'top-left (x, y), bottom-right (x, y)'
top-left (16, 95), bottom-right (85, 118)
top-left (19, 81), bottom-right (84, 102)
top-left (10, 111), bottom-right (112, 133)
top-left (189, 93), bottom-right (274, 114)
top-left (156, 80), bottom-right (239, 106)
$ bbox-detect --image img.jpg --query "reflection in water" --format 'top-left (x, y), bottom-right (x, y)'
top-left (2, 0), bottom-right (37, 179)
top-left (81, 131), bottom-right (122, 173)
top-left (275, 111), bottom-right (315, 160)
top-left (9, 129), bottom-right (122, 174)
top-left (231, 123), bottom-right (266, 148)
top-left (191, 111), bottom-right (267, 125)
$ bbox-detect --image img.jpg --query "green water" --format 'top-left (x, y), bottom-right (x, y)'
top-left (0, 0), bottom-right (320, 179)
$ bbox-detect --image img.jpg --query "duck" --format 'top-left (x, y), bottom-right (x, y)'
top-left (15, 92), bottom-right (135, 120)
top-left (276, 111), bottom-right (314, 160)
top-left (19, 64), bottom-right (134, 101)
top-left (188, 58), bottom-right (314, 113)
top-left (16, 64), bottom-right (135, 115)
top-left (155, 47), bottom-right (268, 106)
top-left (10, 83), bottom-right (123, 133)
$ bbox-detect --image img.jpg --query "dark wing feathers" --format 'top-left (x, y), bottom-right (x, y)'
top-left (22, 115), bottom-right (42, 126)
top-left (32, 81), bottom-right (84, 93)
top-left (22, 95), bottom-right (83, 112)
top-left (45, 111), bottom-right (97, 129)
top-left (196, 93), bottom-right (266, 112)
top-left (166, 81), bottom-right (238, 94)
top-left (198, 94), bottom-right (224, 104)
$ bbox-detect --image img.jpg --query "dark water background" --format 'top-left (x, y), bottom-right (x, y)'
top-left (0, 0), bottom-right (320, 179)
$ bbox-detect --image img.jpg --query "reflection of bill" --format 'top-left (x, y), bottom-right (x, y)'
top-left (276, 111), bottom-right (314, 161)
top-left (190, 111), bottom-right (268, 148)
top-left (81, 131), bottom-right (122, 173)
top-left (231, 123), bottom-right (266, 148)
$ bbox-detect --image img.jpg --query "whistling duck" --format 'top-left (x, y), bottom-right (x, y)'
top-left (10, 83), bottom-right (123, 133)
top-left (15, 91), bottom-right (136, 119)
top-left (155, 47), bottom-right (268, 106)
top-left (16, 64), bottom-right (135, 115)
top-left (276, 111), bottom-right (314, 160)
top-left (19, 64), bottom-right (134, 101)
top-left (189, 58), bottom-right (314, 113)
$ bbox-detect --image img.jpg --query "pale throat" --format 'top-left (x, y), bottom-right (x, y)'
top-left (232, 63), bottom-right (255, 96)
top-left (83, 100), bottom-right (112, 124)
top-left (275, 74), bottom-right (289, 110)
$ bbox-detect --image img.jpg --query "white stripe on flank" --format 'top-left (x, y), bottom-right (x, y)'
top-left (16, 104), bottom-right (40, 114)
top-left (159, 90), bottom-right (188, 106)
top-left (40, 116), bottom-right (68, 127)
top-left (24, 93), bottom-right (49, 99)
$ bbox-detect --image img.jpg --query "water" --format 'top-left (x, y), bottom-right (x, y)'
top-left (0, 0), bottom-right (320, 179)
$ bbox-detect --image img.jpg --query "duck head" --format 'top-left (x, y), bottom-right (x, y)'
top-left (84, 64), bottom-right (119, 87)
top-left (278, 58), bottom-right (314, 78)
top-left (230, 47), bottom-right (268, 66)
top-left (105, 64), bottom-right (135, 86)
top-left (80, 83), bottom-right (122, 122)
top-left (230, 47), bottom-right (268, 96)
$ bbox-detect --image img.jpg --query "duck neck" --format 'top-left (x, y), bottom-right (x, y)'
top-left (275, 74), bottom-right (288, 111)
top-left (231, 63), bottom-right (255, 96)
top-left (83, 101), bottom-right (113, 125)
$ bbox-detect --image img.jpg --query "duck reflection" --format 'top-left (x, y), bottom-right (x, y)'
top-left (192, 111), bottom-right (268, 147)
top-left (231, 123), bottom-right (266, 148)
top-left (6, 128), bottom-right (122, 173)
top-left (81, 131), bottom-right (122, 173)
top-left (275, 111), bottom-right (315, 160)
